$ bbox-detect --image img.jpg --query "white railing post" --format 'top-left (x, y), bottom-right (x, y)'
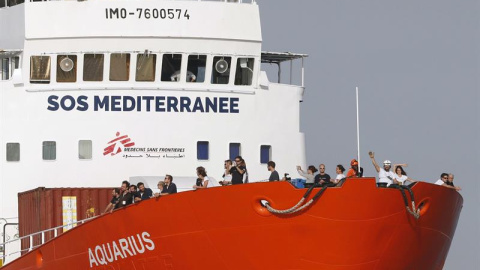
top-left (41, 232), bottom-right (45, 245)
top-left (54, 228), bottom-right (58, 238)
top-left (29, 235), bottom-right (33, 251)
top-left (301, 57), bottom-right (305, 87)
top-left (289, 59), bottom-right (293, 85)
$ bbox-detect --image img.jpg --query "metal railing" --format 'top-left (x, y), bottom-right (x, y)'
top-left (25, 0), bottom-right (256, 3)
top-left (0, 216), bottom-right (97, 262)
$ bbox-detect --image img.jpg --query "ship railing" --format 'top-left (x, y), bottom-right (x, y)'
top-left (0, 216), bottom-right (97, 263)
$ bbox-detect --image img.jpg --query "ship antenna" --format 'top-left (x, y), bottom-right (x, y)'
top-left (356, 86), bottom-right (361, 172)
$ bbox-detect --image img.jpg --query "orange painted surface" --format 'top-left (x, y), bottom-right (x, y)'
top-left (3, 178), bottom-right (462, 270)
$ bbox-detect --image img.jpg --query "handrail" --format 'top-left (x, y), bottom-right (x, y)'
top-left (24, 0), bottom-right (257, 4)
top-left (0, 216), bottom-right (97, 260)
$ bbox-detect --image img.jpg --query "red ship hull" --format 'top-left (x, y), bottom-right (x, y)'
top-left (3, 179), bottom-right (463, 270)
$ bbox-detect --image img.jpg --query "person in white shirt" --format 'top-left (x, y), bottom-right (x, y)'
top-left (333, 164), bottom-right (346, 184)
top-left (435, 173), bottom-right (461, 191)
top-left (392, 165), bottom-right (417, 185)
top-left (368, 151), bottom-right (395, 186)
top-left (193, 166), bottom-right (209, 189)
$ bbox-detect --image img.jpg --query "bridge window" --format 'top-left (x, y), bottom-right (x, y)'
top-left (30, 56), bottom-right (51, 84)
top-left (229, 143), bottom-right (241, 161)
top-left (1, 58), bottom-right (9, 80)
top-left (187, 55), bottom-right (207, 83)
top-left (109, 53), bottom-right (130, 81)
top-left (136, 53), bottom-right (156, 82)
top-left (260, 145), bottom-right (271, 164)
top-left (235, 58), bottom-right (254, 85)
top-left (12, 56), bottom-right (19, 69)
top-left (197, 141), bottom-right (209, 160)
top-left (212, 56), bottom-right (231, 84)
top-left (57, 55), bottom-right (77, 83)
top-left (84, 54), bottom-right (104, 81)
top-left (79, 140), bottom-right (92, 160)
top-left (162, 54), bottom-right (182, 82)
top-left (6, 143), bottom-right (20, 162)
top-left (42, 141), bottom-right (56, 160)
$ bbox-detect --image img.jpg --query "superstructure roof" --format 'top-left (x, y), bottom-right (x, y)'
top-left (261, 51), bottom-right (308, 64)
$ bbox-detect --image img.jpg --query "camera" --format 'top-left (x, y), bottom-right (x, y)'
top-left (284, 173), bottom-right (291, 181)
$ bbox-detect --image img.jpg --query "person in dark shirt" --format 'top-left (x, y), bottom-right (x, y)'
top-left (135, 182), bottom-right (153, 202)
top-left (314, 164), bottom-right (331, 186)
top-left (116, 180), bottom-right (134, 209)
top-left (161, 175), bottom-right (177, 195)
top-left (103, 188), bottom-right (120, 214)
top-left (129, 185), bottom-right (140, 203)
top-left (230, 156), bottom-right (246, 185)
top-left (267, 161), bottom-right (280, 181)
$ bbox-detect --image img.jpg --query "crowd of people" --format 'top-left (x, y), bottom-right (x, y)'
top-left (103, 152), bottom-right (461, 213)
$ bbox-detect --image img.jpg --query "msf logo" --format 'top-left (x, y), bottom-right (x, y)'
top-left (104, 132), bottom-right (135, 156)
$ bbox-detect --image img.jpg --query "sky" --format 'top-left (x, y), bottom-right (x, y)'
top-left (259, 0), bottom-right (479, 269)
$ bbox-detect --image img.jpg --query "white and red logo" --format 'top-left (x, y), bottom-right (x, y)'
top-left (103, 132), bottom-right (135, 156)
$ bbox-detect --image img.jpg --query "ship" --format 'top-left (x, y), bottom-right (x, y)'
top-left (0, 0), bottom-right (463, 269)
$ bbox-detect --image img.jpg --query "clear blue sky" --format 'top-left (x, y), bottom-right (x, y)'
top-left (260, 0), bottom-right (479, 269)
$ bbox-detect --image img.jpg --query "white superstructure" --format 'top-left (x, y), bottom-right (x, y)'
top-left (0, 0), bottom-right (307, 219)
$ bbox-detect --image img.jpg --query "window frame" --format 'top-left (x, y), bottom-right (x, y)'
top-left (197, 141), bottom-right (209, 160)
top-left (260, 145), bottom-right (271, 164)
top-left (78, 140), bottom-right (93, 160)
top-left (6, 142), bottom-right (20, 162)
top-left (42, 141), bottom-right (57, 161)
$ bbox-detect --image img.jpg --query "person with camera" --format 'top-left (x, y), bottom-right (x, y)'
top-left (230, 156), bottom-right (246, 185)
top-left (115, 180), bottom-right (134, 209)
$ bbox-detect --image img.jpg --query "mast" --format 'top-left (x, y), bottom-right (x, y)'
top-left (356, 86), bottom-right (361, 171)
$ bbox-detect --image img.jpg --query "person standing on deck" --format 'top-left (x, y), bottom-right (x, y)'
top-left (314, 164), bottom-right (331, 186)
top-left (230, 156), bottom-right (246, 185)
top-left (435, 173), bottom-right (461, 191)
top-left (368, 151), bottom-right (395, 186)
top-left (268, 161), bottom-right (280, 181)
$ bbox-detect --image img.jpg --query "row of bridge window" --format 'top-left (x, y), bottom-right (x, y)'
top-left (29, 53), bottom-right (255, 86)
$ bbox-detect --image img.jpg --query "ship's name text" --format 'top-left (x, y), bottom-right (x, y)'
top-left (47, 95), bottom-right (240, 113)
top-left (106, 8), bottom-right (190, 20)
top-left (88, 232), bottom-right (155, 268)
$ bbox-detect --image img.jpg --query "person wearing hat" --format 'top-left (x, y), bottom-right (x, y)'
top-left (368, 151), bottom-right (395, 186)
top-left (346, 159), bottom-right (364, 178)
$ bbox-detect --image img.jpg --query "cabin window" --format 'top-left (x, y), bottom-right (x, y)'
top-left (57, 55), bottom-right (77, 83)
top-left (83, 54), bottom-right (104, 81)
top-left (260, 145), bottom-right (271, 164)
top-left (235, 58), bottom-right (254, 85)
top-left (0, 58), bottom-right (9, 80)
top-left (229, 143), bottom-right (241, 161)
top-left (42, 141), bottom-right (56, 160)
top-left (6, 143), bottom-right (20, 162)
top-left (30, 56), bottom-right (51, 83)
top-left (211, 56), bottom-right (231, 84)
top-left (136, 53), bottom-right (156, 82)
top-left (161, 54), bottom-right (182, 82)
top-left (197, 141), bottom-right (209, 160)
top-left (79, 140), bottom-right (92, 160)
top-left (187, 55), bottom-right (207, 83)
top-left (12, 56), bottom-right (19, 69)
top-left (109, 53), bottom-right (130, 81)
